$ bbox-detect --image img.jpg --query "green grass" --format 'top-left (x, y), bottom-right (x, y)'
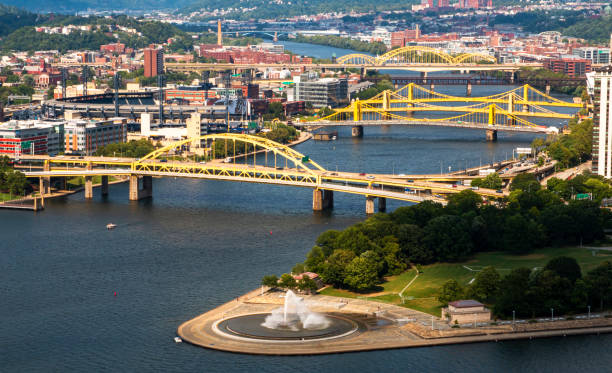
top-left (319, 246), bottom-right (612, 317)
top-left (0, 192), bottom-right (19, 202)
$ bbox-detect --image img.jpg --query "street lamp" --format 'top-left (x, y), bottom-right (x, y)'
top-left (512, 310), bottom-right (515, 327)
top-left (588, 305), bottom-right (591, 319)
top-left (551, 308), bottom-right (554, 321)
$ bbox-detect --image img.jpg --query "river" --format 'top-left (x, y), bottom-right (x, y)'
top-left (2, 41), bottom-right (610, 372)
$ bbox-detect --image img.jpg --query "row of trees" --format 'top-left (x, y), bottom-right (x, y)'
top-left (94, 139), bottom-right (155, 158)
top-left (439, 257), bottom-right (612, 317)
top-left (262, 274), bottom-right (318, 293)
top-left (291, 176), bottom-right (610, 291)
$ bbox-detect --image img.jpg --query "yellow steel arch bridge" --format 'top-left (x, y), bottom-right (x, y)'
top-left (336, 46), bottom-right (498, 65)
top-left (305, 83), bottom-right (582, 134)
top-left (21, 133), bottom-right (517, 212)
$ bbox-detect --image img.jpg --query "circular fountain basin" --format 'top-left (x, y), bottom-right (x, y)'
top-left (213, 313), bottom-right (359, 342)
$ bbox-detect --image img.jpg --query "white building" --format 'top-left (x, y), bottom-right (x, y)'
top-left (573, 47), bottom-right (611, 65)
top-left (591, 67), bottom-right (612, 178)
top-left (64, 118), bottom-right (127, 155)
top-left (0, 120), bottom-right (65, 156)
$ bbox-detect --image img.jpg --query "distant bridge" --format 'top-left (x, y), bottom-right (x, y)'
top-left (305, 83), bottom-right (581, 139)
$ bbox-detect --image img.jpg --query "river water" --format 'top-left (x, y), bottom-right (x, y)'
top-left (2, 42), bottom-right (611, 372)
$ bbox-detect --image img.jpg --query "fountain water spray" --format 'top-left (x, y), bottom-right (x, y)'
top-left (262, 290), bottom-right (330, 331)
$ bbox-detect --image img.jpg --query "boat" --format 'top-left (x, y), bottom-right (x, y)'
top-left (174, 337), bottom-right (182, 343)
top-left (106, 223), bottom-right (117, 230)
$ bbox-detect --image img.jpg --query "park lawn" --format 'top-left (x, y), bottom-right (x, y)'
top-left (0, 192), bottom-right (18, 202)
top-left (319, 246), bottom-right (612, 317)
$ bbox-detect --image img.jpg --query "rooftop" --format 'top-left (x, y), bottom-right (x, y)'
top-left (448, 300), bottom-right (484, 308)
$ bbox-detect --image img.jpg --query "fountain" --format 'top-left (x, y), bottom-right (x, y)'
top-left (213, 290), bottom-right (360, 342)
top-left (261, 290), bottom-right (331, 331)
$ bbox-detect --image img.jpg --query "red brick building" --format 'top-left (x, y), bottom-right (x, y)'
top-left (144, 48), bottom-right (164, 78)
top-left (544, 57), bottom-right (592, 77)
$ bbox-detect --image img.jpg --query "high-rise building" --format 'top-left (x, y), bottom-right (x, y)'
top-left (144, 48), bottom-right (164, 78)
top-left (64, 119), bottom-right (127, 155)
top-left (590, 67), bottom-right (612, 177)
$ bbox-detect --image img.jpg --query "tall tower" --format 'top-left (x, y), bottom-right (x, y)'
top-left (217, 19), bottom-right (223, 46)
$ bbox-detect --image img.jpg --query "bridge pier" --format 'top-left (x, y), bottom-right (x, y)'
top-left (129, 175), bottom-right (153, 201)
top-left (545, 84), bottom-right (551, 96)
top-left (430, 83), bottom-right (435, 91)
top-left (366, 196), bottom-right (375, 214)
top-left (420, 72), bottom-right (427, 84)
top-left (486, 129), bottom-right (498, 142)
top-left (312, 189), bottom-right (333, 211)
top-left (39, 177), bottom-right (50, 196)
top-left (101, 175), bottom-right (109, 196)
top-left (85, 176), bottom-right (93, 199)
top-left (352, 125), bottom-right (364, 137)
top-left (466, 82), bottom-right (472, 96)
top-left (378, 197), bottom-right (387, 212)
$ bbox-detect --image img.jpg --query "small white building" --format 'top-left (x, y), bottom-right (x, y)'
top-left (442, 300), bottom-right (491, 325)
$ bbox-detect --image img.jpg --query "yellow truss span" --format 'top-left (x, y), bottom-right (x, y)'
top-left (336, 47), bottom-right (498, 65)
top-left (138, 133), bottom-right (327, 174)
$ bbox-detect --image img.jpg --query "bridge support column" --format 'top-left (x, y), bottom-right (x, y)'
top-left (85, 176), bottom-right (93, 199)
top-left (430, 83), bottom-right (435, 91)
top-left (378, 197), bottom-right (386, 212)
top-left (466, 82), bottom-right (472, 96)
top-left (365, 196), bottom-right (375, 215)
top-left (39, 177), bottom-right (50, 196)
top-left (352, 125), bottom-right (364, 137)
top-left (486, 129), bottom-right (498, 142)
top-left (420, 72), bottom-right (427, 84)
top-left (129, 175), bottom-right (153, 201)
top-left (545, 84), bottom-right (551, 96)
top-left (313, 189), bottom-right (333, 211)
top-left (101, 175), bottom-right (109, 196)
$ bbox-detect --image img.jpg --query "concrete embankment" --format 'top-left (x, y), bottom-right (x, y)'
top-left (177, 289), bottom-right (612, 355)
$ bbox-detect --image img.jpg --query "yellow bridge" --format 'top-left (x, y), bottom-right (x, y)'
top-left (305, 84), bottom-right (582, 139)
top-left (22, 134), bottom-right (512, 213)
top-left (337, 46), bottom-right (498, 65)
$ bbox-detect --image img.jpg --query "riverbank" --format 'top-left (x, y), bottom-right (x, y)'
top-left (177, 288), bottom-right (612, 355)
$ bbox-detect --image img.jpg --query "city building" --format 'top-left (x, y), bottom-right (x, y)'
top-left (573, 47), bottom-right (611, 65)
top-left (589, 67), bottom-right (612, 178)
top-left (144, 48), bottom-right (164, 78)
top-left (294, 76), bottom-right (348, 108)
top-left (544, 57), bottom-right (592, 77)
top-left (0, 120), bottom-right (65, 156)
top-left (442, 300), bottom-right (491, 325)
top-left (64, 118), bottom-right (127, 155)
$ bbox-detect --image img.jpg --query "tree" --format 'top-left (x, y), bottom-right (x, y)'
top-left (321, 249), bottom-right (355, 287)
top-left (544, 256), bottom-right (582, 284)
top-left (304, 246), bottom-right (326, 273)
top-left (466, 266), bottom-right (501, 303)
top-left (297, 276), bottom-right (318, 293)
top-left (585, 261), bottom-right (612, 311)
top-left (510, 173), bottom-right (540, 192)
top-left (422, 215), bottom-right (473, 262)
top-left (438, 279), bottom-right (464, 305)
top-left (261, 275), bottom-right (279, 288)
top-left (279, 273), bottom-right (297, 290)
top-left (446, 190), bottom-right (482, 214)
top-left (291, 263), bottom-right (305, 275)
top-left (343, 252), bottom-right (380, 291)
top-left (493, 267), bottom-right (532, 317)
